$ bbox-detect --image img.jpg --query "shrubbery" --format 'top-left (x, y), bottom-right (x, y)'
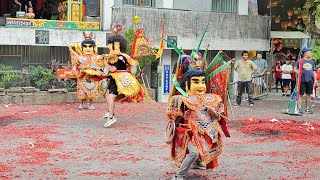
top-left (0, 64), bottom-right (21, 89)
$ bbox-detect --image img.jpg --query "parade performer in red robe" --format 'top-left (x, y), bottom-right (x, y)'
top-left (164, 26), bottom-right (232, 179)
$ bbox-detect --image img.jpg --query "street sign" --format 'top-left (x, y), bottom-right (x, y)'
top-left (163, 64), bottom-right (170, 94)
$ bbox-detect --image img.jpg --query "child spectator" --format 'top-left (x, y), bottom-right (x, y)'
top-left (281, 58), bottom-right (293, 96)
top-left (273, 61), bottom-right (283, 92)
top-left (24, 7), bottom-right (35, 19)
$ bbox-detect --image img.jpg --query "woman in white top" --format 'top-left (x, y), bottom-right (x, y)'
top-left (281, 58), bottom-right (293, 96)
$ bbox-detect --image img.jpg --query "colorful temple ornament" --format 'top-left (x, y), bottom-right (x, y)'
top-left (130, 20), bottom-right (165, 60)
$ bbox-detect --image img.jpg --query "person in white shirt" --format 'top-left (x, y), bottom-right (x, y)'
top-left (281, 58), bottom-right (293, 96)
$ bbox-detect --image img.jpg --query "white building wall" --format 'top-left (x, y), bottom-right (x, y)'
top-left (162, 0), bottom-right (174, 8)
top-left (102, 0), bottom-right (115, 31)
top-left (238, 0), bottom-right (249, 15)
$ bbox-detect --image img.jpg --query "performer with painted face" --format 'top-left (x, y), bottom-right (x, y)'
top-left (69, 32), bottom-right (106, 110)
top-left (164, 26), bottom-right (232, 179)
top-left (103, 24), bottom-right (144, 127)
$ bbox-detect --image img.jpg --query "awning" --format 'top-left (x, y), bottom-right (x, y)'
top-left (271, 31), bottom-right (311, 39)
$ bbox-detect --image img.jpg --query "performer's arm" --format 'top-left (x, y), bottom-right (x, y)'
top-left (106, 63), bottom-right (117, 72)
top-left (71, 57), bottom-right (79, 74)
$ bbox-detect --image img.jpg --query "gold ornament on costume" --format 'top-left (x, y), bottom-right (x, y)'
top-left (112, 24), bottom-right (124, 35)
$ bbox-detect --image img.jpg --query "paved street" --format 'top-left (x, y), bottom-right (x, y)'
top-left (1, 94), bottom-right (320, 179)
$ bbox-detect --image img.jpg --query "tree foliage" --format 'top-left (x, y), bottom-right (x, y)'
top-left (302, 0), bottom-right (320, 36)
top-left (0, 64), bottom-right (21, 89)
top-left (301, 1), bottom-right (320, 65)
top-left (27, 66), bottom-right (57, 90)
top-left (312, 39), bottom-right (320, 65)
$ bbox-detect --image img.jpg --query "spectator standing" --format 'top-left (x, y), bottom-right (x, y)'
top-left (281, 58), bottom-right (293, 96)
top-left (253, 52), bottom-right (268, 98)
top-left (11, 0), bottom-right (32, 17)
top-left (273, 61), bottom-right (283, 92)
top-left (234, 51), bottom-right (258, 107)
top-left (290, 60), bottom-right (296, 94)
top-left (294, 47), bottom-right (318, 114)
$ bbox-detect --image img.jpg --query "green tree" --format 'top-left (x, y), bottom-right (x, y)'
top-left (312, 39), bottom-right (320, 65)
top-left (301, 1), bottom-right (320, 66)
top-left (301, 0), bottom-right (320, 36)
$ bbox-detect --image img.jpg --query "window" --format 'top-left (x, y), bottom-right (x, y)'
top-left (212, 0), bottom-right (238, 13)
top-left (123, 0), bottom-right (154, 7)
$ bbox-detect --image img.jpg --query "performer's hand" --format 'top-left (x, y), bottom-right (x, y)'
top-left (165, 121), bottom-right (175, 144)
top-left (205, 106), bottom-right (219, 119)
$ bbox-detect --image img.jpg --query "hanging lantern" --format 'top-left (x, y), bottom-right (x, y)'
top-left (272, 1), bottom-right (278, 7)
top-left (293, 19), bottom-right (298, 25)
top-left (287, 21), bottom-right (292, 27)
top-left (297, 14), bottom-right (301, 19)
top-left (287, 10), bottom-right (293, 18)
top-left (302, 14), bottom-right (308, 21)
top-left (133, 15), bottom-right (140, 25)
top-left (274, 16), bottom-right (281, 23)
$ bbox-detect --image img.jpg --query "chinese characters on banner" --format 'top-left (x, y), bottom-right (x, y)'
top-left (163, 64), bottom-right (170, 94)
top-left (282, 39), bottom-right (300, 48)
top-left (35, 30), bottom-right (49, 44)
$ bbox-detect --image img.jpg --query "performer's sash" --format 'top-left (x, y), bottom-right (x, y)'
top-left (110, 70), bottom-right (140, 97)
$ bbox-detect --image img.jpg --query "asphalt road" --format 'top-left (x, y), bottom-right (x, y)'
top-left (0, 95), bottom-right (319, 179)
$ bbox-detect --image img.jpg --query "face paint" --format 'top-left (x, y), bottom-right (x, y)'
top-left (82, 44), bottom-right (94, 55)
top-left (186, 76), bottom-right (206, 95)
